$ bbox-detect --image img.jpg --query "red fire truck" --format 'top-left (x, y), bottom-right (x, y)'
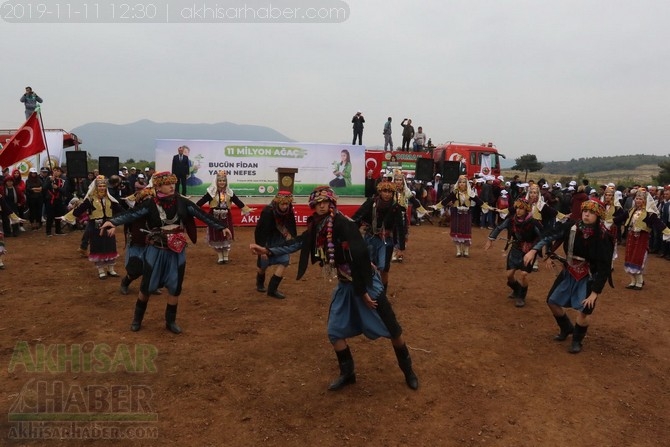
top-left (364, 150), bottom-right (432, 179)
top-left (365, 142), bottom-right (504, 183)
top-left (432, 142), bottom-right (504, 180)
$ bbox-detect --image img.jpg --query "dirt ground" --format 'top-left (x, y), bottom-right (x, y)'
top-left (1, 221), bottom-right (669, 446)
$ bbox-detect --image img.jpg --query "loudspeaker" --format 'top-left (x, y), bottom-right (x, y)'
top-left (98, 156), bottom-right (119, 178)
top-left (414, 158), bottom-right (434, 182)
top-left (65, 151), bottom-right (88, 178)
top-left (441, 161), bottom-right (461, 184)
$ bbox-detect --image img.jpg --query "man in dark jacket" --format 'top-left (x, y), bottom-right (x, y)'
top-left (400, 119), bottom-right (414, 151)
top-left (171, 146), bottom-right (190, 195)
top-left (352, 111), bottom-right (365, 145)
top-left (20, 86), bottom-right (43, 119)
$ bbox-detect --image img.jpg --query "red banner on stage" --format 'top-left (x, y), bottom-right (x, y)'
top-left (197, 203), bottom-right (361, 227)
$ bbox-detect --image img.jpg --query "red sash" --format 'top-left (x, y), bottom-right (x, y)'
top-left (566, 259), bottom-right (589, 281)
top-left (520, 241), bottom-right (533, 254)
top-left (167, 233), bottom-right (187, 253)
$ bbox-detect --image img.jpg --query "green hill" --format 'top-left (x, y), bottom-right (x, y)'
top-left (504, 154), bottom-right (669, 186)
top-left (540, 154), bottom-right (669, 174)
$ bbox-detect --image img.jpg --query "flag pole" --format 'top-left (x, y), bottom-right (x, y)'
top-left (36, 109), bottom-right (52, 169)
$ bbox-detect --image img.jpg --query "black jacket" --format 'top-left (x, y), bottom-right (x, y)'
top-left (352, 197), bottom-right (407, 250)
top-left (254, 204), bottom-right (297, 246)
top-left (110, 195), bottom-right (225, 243)
top-left (171, 154), bottom-right (190, 177)
top-left (269, 211), bottom-right (373, 295)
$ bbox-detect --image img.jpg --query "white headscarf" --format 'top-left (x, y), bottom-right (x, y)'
top-left (86, 175), bottom-right (118, 204)
top-left (206, 171), bottom-right (234, 198)
top-left (453, 175), bottom-right (476, 198)
top-left (525, 184), bottom-right (545, 211)
top-left (637, 191), bottom-right (660, 215)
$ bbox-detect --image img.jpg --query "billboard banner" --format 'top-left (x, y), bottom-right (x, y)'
top-left (155, 140), bottom-right (365, 197)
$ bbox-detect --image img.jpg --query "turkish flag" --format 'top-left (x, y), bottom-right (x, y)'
top-left (0, 112), bottom-right (47, 168)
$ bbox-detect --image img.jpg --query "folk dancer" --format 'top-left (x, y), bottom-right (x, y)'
top-left (352, 180), bottom-right (406, 293)
top-left (254, 191), bottom-right (297, 299)
top-left (432, 175), bottom-right (486, 257)
top-left (390, 169), bottom-right (428, 262)
top-left (523, 199), bottom-right (615, 354)
top-left (617, 190), bottom-right (670, 290)
top-left (196, 171), bottom-right (253, 264)
top-left (0, 195), bottom-right (23, 269)
top-left (66, 176), bottom-right (124, 279)
top-left (250, 186), bottom-right (419, 390)
top-left (101, 172), bottom-right (231, 334)
top-left (601, 186), bottom-right (625, 266)
top-left (119, 187), bottom-right (156, 295)
top-left (484, 198), bottom-right (543, 308)
top-left (527, 183), bottom-right (562, 271)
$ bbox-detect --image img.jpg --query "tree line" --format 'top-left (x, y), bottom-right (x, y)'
top-left (541, 154), bottom-right (669, 174)
top-left (512, 154), bottom-right (670, 185)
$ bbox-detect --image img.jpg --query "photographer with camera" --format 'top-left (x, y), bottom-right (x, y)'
top-left (351, 111), bottom-right (365, 145)
top-left (401, 118), bottom-right (414, 151)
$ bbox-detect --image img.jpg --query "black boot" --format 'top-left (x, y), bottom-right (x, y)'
top-left (507, 280), bottom-right (520, 299)
top-left (120, 276), bottom-right (132, 295)
top-left (569, 324), bottom-right (588, 354)
top-left (256, 273), bottom-right (266, 293)
top-left (553, 314), bottom-right (574, 341)
top-left (515, 286), bottom-right (527, 308)
top-left (165, 304), bottom-right (182, 334)
top-left (328, 347), bottom-right (356, 391)
top-left (130, 299), bottom-right (148, 332)
top-left (394, 344), bottom-right (419, 390)
top-left (267, 274), bottom-right (285, 299)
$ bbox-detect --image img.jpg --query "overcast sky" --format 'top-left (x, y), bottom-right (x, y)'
top-left (2, 0), bottom-right (669, 161)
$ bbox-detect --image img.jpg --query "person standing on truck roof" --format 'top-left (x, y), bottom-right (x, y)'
top-left (401, 119), bottom-right (414, 151)
top-left (383, 117), bottom-right (393, 151)
top-left (413, 126), bottom-right (426, 152)
top-left (352, 111), bottom-right (365, 145)
top-left (20, 86), bottom-right (43, 119)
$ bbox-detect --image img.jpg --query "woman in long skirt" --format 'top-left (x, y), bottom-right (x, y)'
top-left (617, 190), bottom-right (670, 290)
top-left (196, 171), bottom-right (253, 264)
top-left (433, 175), bottom-right (484, 257)
top-left (70, 176), bottom-right (124, 279)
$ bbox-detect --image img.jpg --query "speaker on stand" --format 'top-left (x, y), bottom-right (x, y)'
top-left (65, 151), bottom-right (89, 178)
top-left (98, 156), bottom-right (120, 178)
top-left (414, 157), bottom-right (435, 182)
top-left (441, 161), bottom-right (461, 185)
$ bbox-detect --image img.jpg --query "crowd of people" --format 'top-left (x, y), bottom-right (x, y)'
top-left (349, 111), bottom-right (435, 152)
top-left (367, 171), bottom-right (670, 262)
top-left (1, 90), bottom-right (667, 394)
top-left (0, 164), bottom-right (156, 237)
top-left (2, 158), bottom-right (669, 379)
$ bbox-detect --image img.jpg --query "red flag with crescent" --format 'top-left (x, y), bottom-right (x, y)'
top-left (0, 112), bottom-right (46, 168)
